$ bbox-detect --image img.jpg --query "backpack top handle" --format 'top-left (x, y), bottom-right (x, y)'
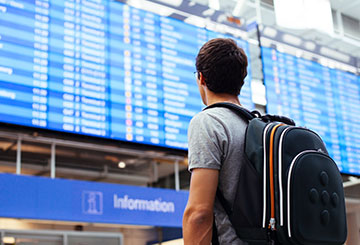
top-left (204, 102), bottom-right (296, 126)
top-left (262, 114), bottom-right (296, 126)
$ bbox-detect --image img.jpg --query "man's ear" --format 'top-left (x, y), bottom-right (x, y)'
top-left (199, 72), bottom-right (206, 86)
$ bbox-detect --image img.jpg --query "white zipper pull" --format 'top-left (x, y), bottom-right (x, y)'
top-left (269, 218), bottom-right (276, 231)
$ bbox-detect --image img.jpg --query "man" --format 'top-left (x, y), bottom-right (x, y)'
top-left (183, 38), bottom-right (249, 244)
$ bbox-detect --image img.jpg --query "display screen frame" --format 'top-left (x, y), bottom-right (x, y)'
top-left (0, 0), bottom-right (254, 152)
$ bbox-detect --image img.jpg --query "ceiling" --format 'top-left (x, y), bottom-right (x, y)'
top-left (213, 0), bottom-right (360, 22)
top-left (329, 0), bottom-right (360, 20)
top-left (0, 127), bottom-right (189, 187)
top-left (191, 0), bottom-right (360, 58)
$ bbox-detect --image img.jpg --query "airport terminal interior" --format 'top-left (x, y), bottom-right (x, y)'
top-left (0, 0), bottom-right (359, 244)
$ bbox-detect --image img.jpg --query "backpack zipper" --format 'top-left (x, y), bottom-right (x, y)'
top-left (286, 150), bottom-right (319, 237)
top-left (278, 126), bottom-right (292, 227)
top-left (262, 123), bottom-right (274, 228)
top-left (268, 123), bottom-right (284, 230)
top-left (279, 127), bottom-right (326, 228)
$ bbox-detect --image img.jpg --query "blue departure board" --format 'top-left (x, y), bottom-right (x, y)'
top-left (0, 0), bottom-right (253, 150)
top-left (262, 46), bottom-right (360, 175)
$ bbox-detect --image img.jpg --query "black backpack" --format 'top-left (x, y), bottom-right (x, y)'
top-left (206, 102), bottom-right (347, 245)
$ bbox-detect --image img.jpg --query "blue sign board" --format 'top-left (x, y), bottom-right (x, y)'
top-left (0, 174), bottom-right (189, 227)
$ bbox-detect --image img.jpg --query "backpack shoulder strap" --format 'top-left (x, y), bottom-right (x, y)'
top-left (203, 102), bottom-right (258, 122)
top-left (205, 102), bottom-right (296, 126)
top-left (205, 102), bottom-right (255, 243)
top-left (212, 216), bottom-right (220, 245)
top-left (204, 102), bottom-right (255, 215)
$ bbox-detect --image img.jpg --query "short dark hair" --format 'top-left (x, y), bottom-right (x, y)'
top-left (195, 38), bottom-right (248, 95)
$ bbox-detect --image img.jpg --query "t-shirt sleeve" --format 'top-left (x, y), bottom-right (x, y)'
top-left (188, 112), bottom-right (228, 171)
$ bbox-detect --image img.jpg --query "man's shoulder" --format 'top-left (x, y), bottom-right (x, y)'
top-left (191, 107), bottom-right (235, 122)
top-left (190, 107), bottom-right (247, 129)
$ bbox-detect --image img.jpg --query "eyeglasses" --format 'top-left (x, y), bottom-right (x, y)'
top-left (194, 71), bottom-right (198, 79)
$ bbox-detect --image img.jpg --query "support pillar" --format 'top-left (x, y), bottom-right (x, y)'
top-left (16, 138), bottom-right (22, 175)
top-left (50, 143), bottom-right (56, 179)
top-left (174, 160), bottom-right (180, 191)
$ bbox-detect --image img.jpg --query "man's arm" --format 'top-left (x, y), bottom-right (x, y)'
top-left (183, 168), bottom-right (219, 245)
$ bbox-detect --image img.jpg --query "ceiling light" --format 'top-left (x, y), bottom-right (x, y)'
top-left (184, 16), bottom-right (206, 28)
top-left (155, 0), bottom-right (183, 7)
top-left (208, 0), bottom-right (220, 10)
top-left (282, 34), bottom-right (302, 46)
top-left (304, 41), bottom-right (316, 51)
top-left (274, 0), bottom-right (334, 34)
top-left (3, 237), bottom-right (15, 244)
top-left (319, 47), bottom-right (350, 63)
top-left (263, 27), bottom-right (277, 38)
top-left (118, 161), bottom-right (126, 168)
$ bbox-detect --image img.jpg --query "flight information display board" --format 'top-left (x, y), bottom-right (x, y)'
top-left (0, 0), bottom-right (253, 150)
top-left (262, 46), bottom-right (360, 175)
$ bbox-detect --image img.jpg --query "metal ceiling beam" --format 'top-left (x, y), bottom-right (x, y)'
top-left (343, 177), bottom-right (360, 188)
top-left (0, 160), bottom-right (151, 184)
top-left (2, 141), bottom-right (17, 153)
top-left (232, 0), bottom-right (246, 16)
top-left (337, 1), bottom-right (360, 12)
top-left (335, 9), bottom-right (344, 36)
top-left (0, 131), bottom-right (185, 162)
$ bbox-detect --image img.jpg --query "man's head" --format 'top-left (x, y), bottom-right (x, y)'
top-left (195, 38), bottom-right (248, 96)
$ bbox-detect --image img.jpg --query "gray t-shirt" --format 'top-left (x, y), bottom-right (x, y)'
top-left (188, 106), bottom-right (249, 244)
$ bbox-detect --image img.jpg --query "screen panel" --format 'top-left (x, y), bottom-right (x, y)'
top-left (263, 46), bottom-right (360, 175)
top-left (0, 0), bottom-right (253, 150)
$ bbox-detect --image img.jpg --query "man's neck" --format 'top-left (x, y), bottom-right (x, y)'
top-left (205, 91), bottom-right (241, 107)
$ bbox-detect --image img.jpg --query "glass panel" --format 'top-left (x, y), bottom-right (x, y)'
top-left (5, 234), bottom-right (63, 245)
top-left (68, 236), bottom-right (120, 245)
